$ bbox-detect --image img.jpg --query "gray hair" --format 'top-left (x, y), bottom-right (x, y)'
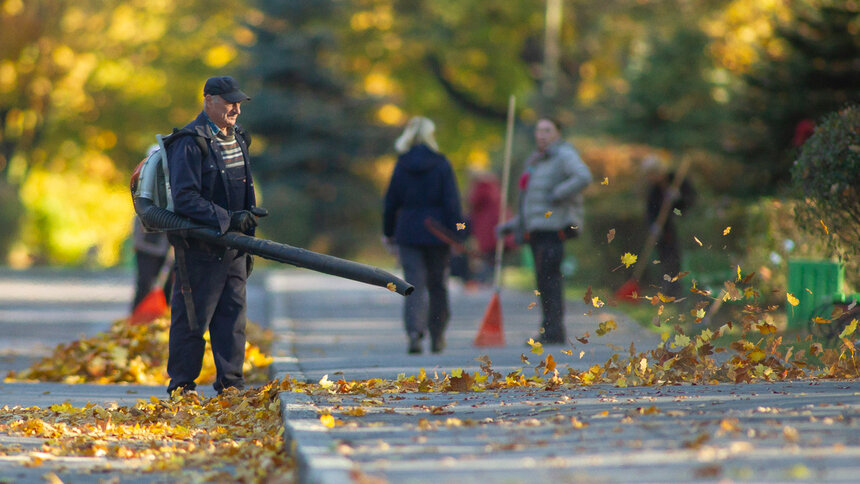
top-left (394, 116), bottom-right (438, 154)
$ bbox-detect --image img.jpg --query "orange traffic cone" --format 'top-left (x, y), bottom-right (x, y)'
top-left (474, 291), bottom-right (505, 347)
top-left (129, 288), bottom-right (168, 325)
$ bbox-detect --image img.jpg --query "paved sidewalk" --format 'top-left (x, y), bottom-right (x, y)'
top-left (3, 268), bottom-right (860, 483)
top-left (0, 268), bottom-right (269, 483)
top-left (266, 271), bottom-right (654, 382)
top-left (267, 270), bottom-right (860, 484)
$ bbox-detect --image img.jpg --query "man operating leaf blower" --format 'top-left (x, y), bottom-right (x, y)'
top-left (162, 76), bottom-right (262, 397)
top-left (131, 76), bottom-right (411, 398)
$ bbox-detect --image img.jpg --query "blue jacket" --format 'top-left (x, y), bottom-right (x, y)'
top-left (383, 144), bottom-right (462, 246)
top-left (168, 112), bottom-right (258, 240)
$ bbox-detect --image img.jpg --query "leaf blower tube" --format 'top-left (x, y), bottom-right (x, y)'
top-left (133, 197), bottom-right (413, 296)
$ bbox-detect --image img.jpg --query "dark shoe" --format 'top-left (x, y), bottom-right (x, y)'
top-left (408, 334), bottom-right (423, 354)
top-left (169, 386), bottom-right (199, 401)
top-left (431, 335), bottom-right (446, 353)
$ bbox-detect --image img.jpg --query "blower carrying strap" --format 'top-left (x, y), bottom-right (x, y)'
top-left (172, 244), bottom-right (200, 333)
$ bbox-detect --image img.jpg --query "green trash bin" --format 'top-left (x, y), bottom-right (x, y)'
top-left (520, 248), bottom-right (534, 271)
top-left (787, 259), bottom-right (845, 329)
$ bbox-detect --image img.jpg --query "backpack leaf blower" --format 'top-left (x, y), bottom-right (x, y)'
top-left (131, 133), bottom-right (412, 296)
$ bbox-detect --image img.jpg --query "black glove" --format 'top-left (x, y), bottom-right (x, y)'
top-left (229, 210), bottom-right (258, 233)
top-left (250, 206), bottom-right (269, 218)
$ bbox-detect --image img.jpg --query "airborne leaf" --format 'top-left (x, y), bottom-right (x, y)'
top-left (621, 252), bottom-right (638, 268)
top-left (527, 339), bottom-right (544, 355)
top-left (596, 320), bottom-right (617, 336)
top-left (839, 319), bottom-right (859, 339)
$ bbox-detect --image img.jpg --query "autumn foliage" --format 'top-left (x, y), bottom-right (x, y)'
top-left (0, 380), bottom-right (294, 483)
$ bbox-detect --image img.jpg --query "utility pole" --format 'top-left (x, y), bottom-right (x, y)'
top-left (543, 0), bottom-right (562, 100)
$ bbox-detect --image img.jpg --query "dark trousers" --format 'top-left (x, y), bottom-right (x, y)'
top-left (529, 231), bottom-right (567, 342)
top-left (167, 248), bottom-right (248, 395)
top-left (132, 252), bottom-right (172, 310)
top-left (399, 245), bottom-right (451, 340)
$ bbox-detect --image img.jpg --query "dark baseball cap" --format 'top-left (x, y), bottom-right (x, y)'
top-left (203, 76), bottom-right (250, 103)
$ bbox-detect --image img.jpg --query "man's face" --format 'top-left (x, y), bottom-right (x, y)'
top-left (535, 119), bottom-right (560, 152)
top-left (204, 94), bottom-right (241, 130)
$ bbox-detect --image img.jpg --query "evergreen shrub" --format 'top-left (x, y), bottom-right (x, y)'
top-left (791, 105), bottom-right (860, 258)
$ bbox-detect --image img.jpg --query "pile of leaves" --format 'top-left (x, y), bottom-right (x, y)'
top-left (5, 316), bottom-right (273, 386)
top-left (284, 274), bottom-right (860, 402)
top-left (0, 380), bottom-right (293, 483)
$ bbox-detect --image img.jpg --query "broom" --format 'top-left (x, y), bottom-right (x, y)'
top-left (474, 95), bottom-right (516, 347)
top-left (423, 217), bottom-right (484, 259)
top-left (615, 157), bottom-right (691, 302)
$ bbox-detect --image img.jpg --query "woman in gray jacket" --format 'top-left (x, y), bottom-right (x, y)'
top-left (497, 118), bottom-right (592, 344)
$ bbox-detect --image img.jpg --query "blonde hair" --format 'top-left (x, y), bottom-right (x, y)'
top-left (394, 116), bottom-right (438, 154)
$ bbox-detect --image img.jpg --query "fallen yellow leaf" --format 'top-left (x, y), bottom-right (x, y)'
top-left (748, 349), bottom-right (766, 362)
top-left (320, 414), bottom-right (336, 428)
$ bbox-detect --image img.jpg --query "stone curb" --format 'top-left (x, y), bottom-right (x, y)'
top-left (263, 272), bottom-right (352, 484)
top-left (278, 390), bottom-right (353, 484)
top-left (273, 354), bottom-right (353, 484)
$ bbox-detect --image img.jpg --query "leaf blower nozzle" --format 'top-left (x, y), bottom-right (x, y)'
top-left (134, 197), bottom-right (413, 296)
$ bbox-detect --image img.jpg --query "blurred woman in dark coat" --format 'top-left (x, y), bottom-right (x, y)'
top-left (383, 116), bottom-right (462, 354)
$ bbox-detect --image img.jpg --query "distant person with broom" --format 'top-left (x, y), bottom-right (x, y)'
top-left (383, 116), bottom-right (462, 354)
top-left (131, 144), bottom-right (173, 313)
top-left (641, 155), bottom-right (695, 298)
top-left (496, 118), bottom-right (592, 345)
top-left (131, 216), bottom-right (173, 311)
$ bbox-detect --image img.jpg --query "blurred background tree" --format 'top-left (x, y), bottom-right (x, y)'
top-left (1, 0), bottom-right (246, 265)
top-left (240, 0), bottom-right (394, 256)
top-left (1, 0), bottom-right (856, 287)
top-left (731, 0), bottom-right (860, 193)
